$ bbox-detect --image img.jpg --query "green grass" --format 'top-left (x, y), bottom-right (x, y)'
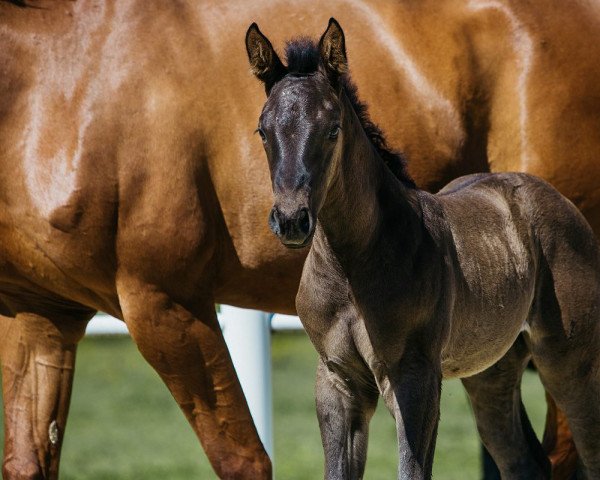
top-left (0, 332), bottom-right (546, 479)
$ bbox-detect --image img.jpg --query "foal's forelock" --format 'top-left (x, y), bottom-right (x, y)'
top-left (282, 38), bottom-right (414, 187)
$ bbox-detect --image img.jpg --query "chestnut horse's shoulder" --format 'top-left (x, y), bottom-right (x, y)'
top-left (0, 0), bottom-right (222, 309)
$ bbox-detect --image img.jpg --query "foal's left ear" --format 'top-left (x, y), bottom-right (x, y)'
top-left (319, 18), bottom-right (348, 80)
top-left (246, 23), bottom-right (286, 93)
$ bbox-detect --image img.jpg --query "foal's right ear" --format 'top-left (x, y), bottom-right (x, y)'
top-left (245, 23), bottom-right (286, 93)
top-left (319, 18), bottom-right (348, 82)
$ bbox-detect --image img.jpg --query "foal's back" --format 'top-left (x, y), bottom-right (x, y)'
top-left (436, 173), bottom-right (600, 378)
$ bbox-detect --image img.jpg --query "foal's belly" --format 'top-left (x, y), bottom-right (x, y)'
top-left (440, 287), bottom-right (535, 379)
top-left (439, 185), bottom-right (538, 378)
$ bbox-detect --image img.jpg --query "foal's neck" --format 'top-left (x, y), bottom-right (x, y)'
top-left (317, 92), bottom-right (422, 265)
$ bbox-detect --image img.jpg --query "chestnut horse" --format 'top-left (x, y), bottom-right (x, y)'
top-left (1, 0), bottom-right (599, 478)
top-left (248, 18), bottom-right (600, 479)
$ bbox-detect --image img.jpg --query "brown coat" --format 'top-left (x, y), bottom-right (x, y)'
top-left (1, 1), bottom-right (599, 478)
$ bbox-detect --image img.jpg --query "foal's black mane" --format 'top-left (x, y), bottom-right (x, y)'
top-left (285, 39), bottom-right (415, 188)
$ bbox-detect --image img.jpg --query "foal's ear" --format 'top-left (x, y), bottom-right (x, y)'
top-left (319, 18), bottom-right (348, 80)
top-left (246, 23), bottom-right (286, 93)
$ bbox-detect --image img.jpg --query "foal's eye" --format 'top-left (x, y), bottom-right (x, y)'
top-left (256, 128), bottom-right (267, 143)
top-left (328, 125), bottom-right (341, 140)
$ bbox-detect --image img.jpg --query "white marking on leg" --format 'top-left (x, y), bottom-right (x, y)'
top-left (48, 420), bottom-right (59, 446)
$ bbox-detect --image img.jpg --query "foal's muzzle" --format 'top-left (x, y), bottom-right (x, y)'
top-left (269, 206), bottom-right (314, 248)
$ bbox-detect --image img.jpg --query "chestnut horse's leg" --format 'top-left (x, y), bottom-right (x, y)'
top-left (381, 348), bottom-right (442, 480)
top-left (462, 336), bottom-right (550, 480)
top-left (0, 311), bottom-right (89, 480)
top-left (119, 286), bottom-right (271, 480)
top-left (315, 358), bottom-right (378, 480)
top-left (542, 393), bottom-right (578, 480)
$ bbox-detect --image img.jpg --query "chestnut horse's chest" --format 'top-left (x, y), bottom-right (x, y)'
top-left (0, 136), bottom-right (120, 312)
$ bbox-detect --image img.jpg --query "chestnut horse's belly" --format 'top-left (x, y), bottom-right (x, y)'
top-left (0, 128), bottom-right (122, 314)
top-left (0, 219), bottom-right (121, 317)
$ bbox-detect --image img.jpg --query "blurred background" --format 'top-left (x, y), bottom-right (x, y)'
top-left (0, 330), bottom-right (546, 479)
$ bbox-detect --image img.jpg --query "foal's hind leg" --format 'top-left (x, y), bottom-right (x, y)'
top-left (531, 339), bottom-right (600, 479)
top-left (1, 310), bottom-right (90, 480)
top-left (528, 318), bottom-right (600, 477)
top-left (315, 357), bottom-right (379, 480)
top-left (462, 335), bottom-right (550, 480)
top-left (527, 248), bottom-right (600, 478)
top-left (480, 371), bottom-right (576, 480)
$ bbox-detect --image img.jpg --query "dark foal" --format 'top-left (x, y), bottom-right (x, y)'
top-left (247, 19), bottom-right (600, 480)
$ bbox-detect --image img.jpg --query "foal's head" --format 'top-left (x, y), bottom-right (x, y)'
top-left (246, 19), bottom-right (412, 248)
top-left (246, 19), bottom-right (348, 248)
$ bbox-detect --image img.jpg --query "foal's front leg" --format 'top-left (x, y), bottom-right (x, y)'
top-left (381, 350), bottom-right (442, 480)
top-left (315, 358), bottom-right (379, 480)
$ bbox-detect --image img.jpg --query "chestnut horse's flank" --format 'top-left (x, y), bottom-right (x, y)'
top-left (2, 0), bottom-right (600, 478)
top-left (248, 19), bottom-right (600, 479)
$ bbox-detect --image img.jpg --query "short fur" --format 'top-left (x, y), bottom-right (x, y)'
top-left (252, 19), bottom-right (600, 480)
top-left (285, 38), bottom-right (415, 188)
top-left (2, 2), bottom-right (599, 477)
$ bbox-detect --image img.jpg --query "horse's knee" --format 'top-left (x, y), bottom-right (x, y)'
top-left (213, 452), bottom-right (272, 480)
top-left (119, 286), bottom-right (218, 365)
top-left (2, 458), bottom-right (43, 480)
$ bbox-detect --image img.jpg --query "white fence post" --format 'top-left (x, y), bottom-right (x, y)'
top-left (219, 306), bottom-right (274, 461)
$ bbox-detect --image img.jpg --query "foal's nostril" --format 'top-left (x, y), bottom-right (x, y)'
top-left (268, 208), bottom-right (281, 236)
top-left (298, 208), bottom-right (310, 235)
top-left (269, 205), bottom-right (312, 245)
